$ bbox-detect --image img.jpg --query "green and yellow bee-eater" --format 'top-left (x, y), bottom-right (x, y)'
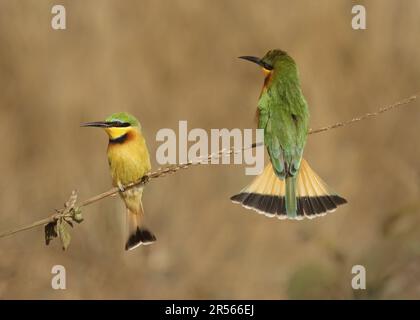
top-left (82, 112), bottom-right (156, 250)
top-left (231, 49), bottom-right (347, 219)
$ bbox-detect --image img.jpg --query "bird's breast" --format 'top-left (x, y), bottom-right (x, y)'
top-left (107, 137), bottom-right (151, 187)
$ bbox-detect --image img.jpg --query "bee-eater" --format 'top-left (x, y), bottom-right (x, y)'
top-left (82, 112), bottom-right (156, 250)
top-left (231, 49), bottom-right (347, 219)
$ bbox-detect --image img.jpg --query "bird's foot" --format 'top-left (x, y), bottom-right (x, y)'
top-left (141, 175), bottom-right (150, 184)
top-left (117, 182), bottom-right (126, 192)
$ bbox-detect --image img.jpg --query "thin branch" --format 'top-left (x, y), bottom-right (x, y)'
top-left (308, 94), bottom-right (418, 134)
top-left (0, 93), bottom-right (418, 240)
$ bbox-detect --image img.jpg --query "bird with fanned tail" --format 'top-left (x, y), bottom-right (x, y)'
top-left (231, 50), bottom-right (347, 219)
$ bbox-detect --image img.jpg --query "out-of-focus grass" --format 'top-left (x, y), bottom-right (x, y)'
top-left (287, 202), bottom-right (420, 299)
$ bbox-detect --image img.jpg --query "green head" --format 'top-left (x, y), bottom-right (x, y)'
top-left (81, 112), bottom-right (142, 141)
top-left (239, 49), bottom-right (297, 77)
top-left (82, 112), bottom-right (140, 128)
top-left (105, 112), bottom-right (140, 128)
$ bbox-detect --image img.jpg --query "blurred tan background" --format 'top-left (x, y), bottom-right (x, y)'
top-left (1, 0), bottom-right (420, 299)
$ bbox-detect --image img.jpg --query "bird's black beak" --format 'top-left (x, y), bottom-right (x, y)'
top-left (81, 121), bottom-right (113, 128)
top-left (238, 56), bottom-right (273, 70)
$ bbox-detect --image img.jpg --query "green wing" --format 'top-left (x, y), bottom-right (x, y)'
top-left (258, 89), bottom-right (309, 179)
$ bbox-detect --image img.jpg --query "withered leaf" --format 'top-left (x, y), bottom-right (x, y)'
top-left (57, 219), bottom-right (71, 251)
top-left (45, 221), bottom-right (58, 245)
top-left (65, 190), bottom-right (78, 209)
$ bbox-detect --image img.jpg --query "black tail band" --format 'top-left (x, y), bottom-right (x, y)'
top-left (231, 193), bottom-right (347, 218)
top-left (125, 227), bottom-right (157, 250)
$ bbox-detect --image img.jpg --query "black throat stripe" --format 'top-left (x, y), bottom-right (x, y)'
top-left (109, 133), bottom-right (128, 144)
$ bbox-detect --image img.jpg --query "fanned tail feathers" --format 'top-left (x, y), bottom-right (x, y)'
top-left (230, 159), bottom-right (347, 220)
